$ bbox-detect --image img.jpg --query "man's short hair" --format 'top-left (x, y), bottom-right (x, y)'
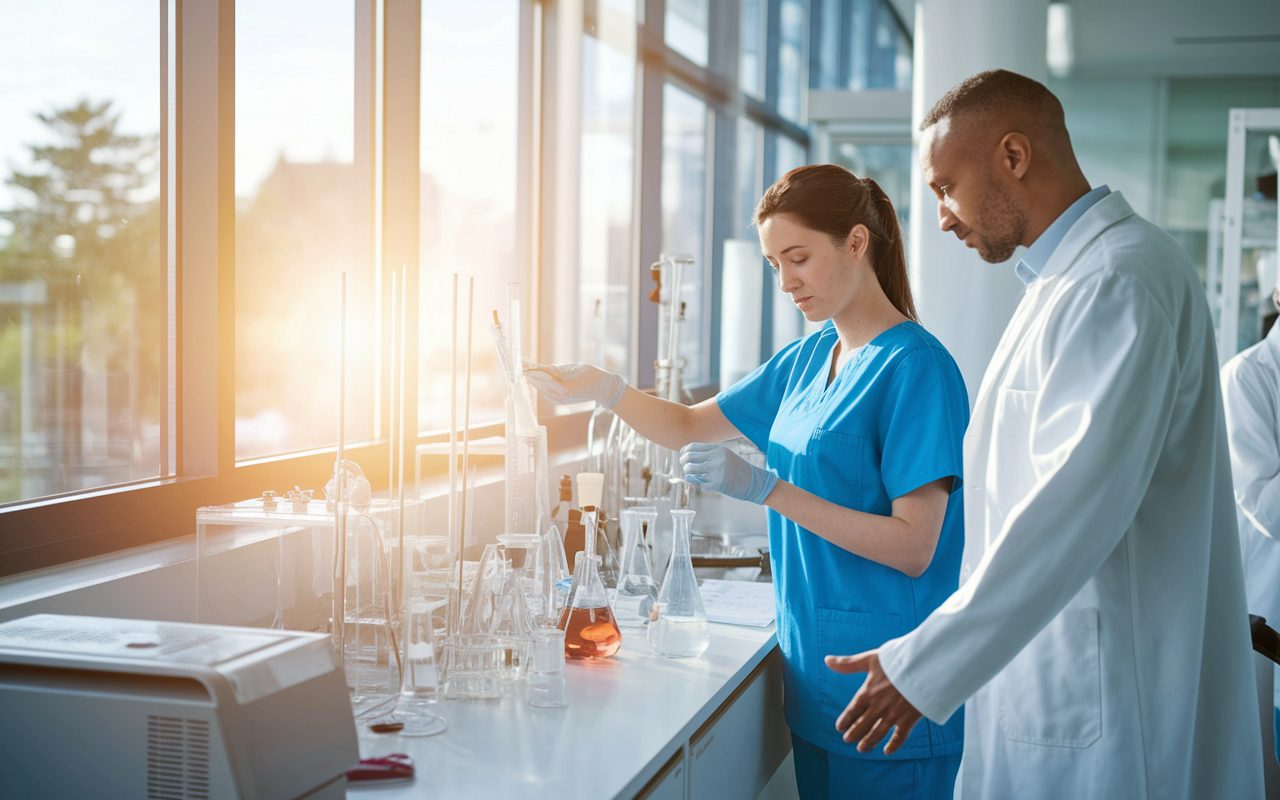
top-left (920, 69), bottom-right (1065, 135)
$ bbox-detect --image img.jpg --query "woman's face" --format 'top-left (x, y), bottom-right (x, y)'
top-left (758, 213), bottom-right (869, 323)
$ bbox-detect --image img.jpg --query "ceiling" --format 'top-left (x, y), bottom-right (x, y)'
top-left (1072, 0), bottom-right (1280, 77)
top-left (887, 0), bottom-right (1280, 79)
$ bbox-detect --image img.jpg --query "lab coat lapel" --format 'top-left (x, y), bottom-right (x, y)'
top-left (971, 192), bottom-right (1138, 415)
top-left (1038, 192), bottom-right (1136, 282)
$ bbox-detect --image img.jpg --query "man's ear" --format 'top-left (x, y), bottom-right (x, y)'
top-left (999, 132), bottom-right (1032, 180)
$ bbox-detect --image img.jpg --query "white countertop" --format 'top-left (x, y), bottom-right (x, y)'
top-left (350, 621), bottom-right (779, 799)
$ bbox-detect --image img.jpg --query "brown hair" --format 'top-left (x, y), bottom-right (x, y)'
top-left (754, 163), bottom-right (917, 322)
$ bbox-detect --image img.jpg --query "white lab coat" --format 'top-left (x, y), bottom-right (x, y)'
top-left (1222, 323), bottom-right (1280, 719)
top-left (878, 192), bottom-right (1263, 799)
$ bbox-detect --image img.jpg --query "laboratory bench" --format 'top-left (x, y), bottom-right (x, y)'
top-left (350, 621), bottom-right (790, 800)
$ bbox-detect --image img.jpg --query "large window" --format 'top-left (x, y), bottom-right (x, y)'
top-left (0, 1), bottom-right (167, 503)
top-left (418, 0), bottom-right (521, 431)
top-left (3, 0), bottom-right (826, 575)
top-left (578, 31), bottom-right (637, 376)
top-left (771, 133), bottom-right (809, 353)
top-left (740, 0), bottom-right (767, 99)
top-left (666, 0), bottom-right (710, 68)
top-left (778, 0), bottom-right (806, 123)
top-left (662, 84), bottom-right (710, 387)
top-left (811, 0), bottom-right (912, 91)
top-left (234, 1), bottom-right (367, 460)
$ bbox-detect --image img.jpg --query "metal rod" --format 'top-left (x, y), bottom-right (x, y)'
top-left (396, 266), bottom-right (408, 677)
top-left (389, 270), bottom-right (399, 610)
top-left (333, 272), bottom-right (347, 656)
top-left (450, 274), bottom-right (461, 637)
top-left (456, 277), bottom-right (476, 635)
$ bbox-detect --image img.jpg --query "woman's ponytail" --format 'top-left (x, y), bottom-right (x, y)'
top-left (863, 177), bottom-right (917, 322)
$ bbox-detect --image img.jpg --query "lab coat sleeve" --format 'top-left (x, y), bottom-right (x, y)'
top-left (1222, 358), bottom-right (1280, 539)
top-left (877, 272), bottom-right (1181, 725)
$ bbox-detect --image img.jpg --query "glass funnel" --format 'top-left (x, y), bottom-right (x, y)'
top-left (613, 507), bottom-right (659, 629)
top-left (557, 510), bottom-right (621, 659)
top-left (648, 508), bottom-right (710, 658)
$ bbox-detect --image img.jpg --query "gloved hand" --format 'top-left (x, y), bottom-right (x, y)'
top-left (679, 442), bottom-right (778, 505)
top-left (523, 361), bottom-right (627, 408)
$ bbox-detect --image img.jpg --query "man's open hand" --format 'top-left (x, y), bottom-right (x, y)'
top-left (825, 649), bottom-right (923, 755)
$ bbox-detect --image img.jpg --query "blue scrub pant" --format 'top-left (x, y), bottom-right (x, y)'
top-left (1273, 707), bottom-right (1279, 766)
top-left (791, 734), bottom-right (961, 800)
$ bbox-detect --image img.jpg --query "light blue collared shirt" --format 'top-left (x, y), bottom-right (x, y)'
top-left (1015, 185), bottom-right (1110, 286)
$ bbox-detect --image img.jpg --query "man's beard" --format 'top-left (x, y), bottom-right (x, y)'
top-left (972, 182), bottom-right (1027, 264)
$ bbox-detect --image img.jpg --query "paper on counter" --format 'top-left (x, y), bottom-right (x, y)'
top-left (698, 579), bottom-right (776, 627)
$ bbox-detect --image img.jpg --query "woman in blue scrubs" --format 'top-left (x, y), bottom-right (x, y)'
top-left (527, 164), bottom-right (967, 799)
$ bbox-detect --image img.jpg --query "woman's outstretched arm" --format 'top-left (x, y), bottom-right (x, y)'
top-left (524, 362), bottom-right (743, 450)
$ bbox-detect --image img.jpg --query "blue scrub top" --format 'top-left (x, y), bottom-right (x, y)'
top-left (717, 321), bottom-right (967, 759)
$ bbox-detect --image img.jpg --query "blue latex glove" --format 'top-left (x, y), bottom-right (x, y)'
top-left (679, 442), bottom-right (778, 505)
top-left (523, 361), bottom-right (627, 408)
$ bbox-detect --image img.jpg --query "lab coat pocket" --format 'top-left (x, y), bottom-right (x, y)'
top-left (816, 608), bottom-right (905, 721)
top-left (988, 387), bottom-right (1038, 520)
top-left (996, 607), bottom-right (1102, 748)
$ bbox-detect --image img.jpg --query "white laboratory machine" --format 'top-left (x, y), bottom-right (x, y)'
top-left (0, 614), bottom-right (358, 799)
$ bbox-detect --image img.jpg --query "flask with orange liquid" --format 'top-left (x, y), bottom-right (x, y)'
top-left (558, 505), bottom-right (622, 659)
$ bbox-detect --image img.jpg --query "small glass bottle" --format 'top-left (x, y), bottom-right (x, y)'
top-left (557, 510), bottom-right (622, 659)
top-left (648, 508), bottom-right (711, 658)
top-left (613, 507), bottom-right (659, 629)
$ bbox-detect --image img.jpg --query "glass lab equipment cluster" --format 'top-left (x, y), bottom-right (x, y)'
top-left (193, 265), bottom-right (726, 737)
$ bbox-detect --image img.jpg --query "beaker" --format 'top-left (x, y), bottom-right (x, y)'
top-left (648, 508), bottom-right (711, 658)
top-left (613, 507), bottom-right (659, 630)
top-left (391, 594), bottom-right (448, 736)
top-left (388, 535), bottom-right (448, 736)
top-left (527, 628), bottom-right (569, 709)
top-left (342, 507), bottom-right (399, 699)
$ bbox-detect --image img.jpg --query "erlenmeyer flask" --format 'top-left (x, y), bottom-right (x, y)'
top-left (492, 534), bottom-right (540, 682)
top-left (557, 508), bottom-right (621, 659)
top-left (558, 552), bottom-right (622, 659)
top-left (613, 507), bottom-right (659, 629)
top-left (532, 525), bottom-right (570, 627)
top-left (648, 509), bottom-right (711, 658)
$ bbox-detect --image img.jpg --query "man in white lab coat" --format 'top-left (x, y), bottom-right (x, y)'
top-left (1223, 265), bottom-right (1280, 768)
top-left (824, 69), bottom-right (1264, 798)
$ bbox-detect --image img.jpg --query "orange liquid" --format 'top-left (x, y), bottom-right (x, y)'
top-left (558, 605), bottom-right (622, 659)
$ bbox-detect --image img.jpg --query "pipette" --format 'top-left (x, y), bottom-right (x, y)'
top-left (490, 310), bottom-right (516, 387)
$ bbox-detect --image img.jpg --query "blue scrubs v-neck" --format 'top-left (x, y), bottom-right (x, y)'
top-left (717, 321), bottom-right (968, 760)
